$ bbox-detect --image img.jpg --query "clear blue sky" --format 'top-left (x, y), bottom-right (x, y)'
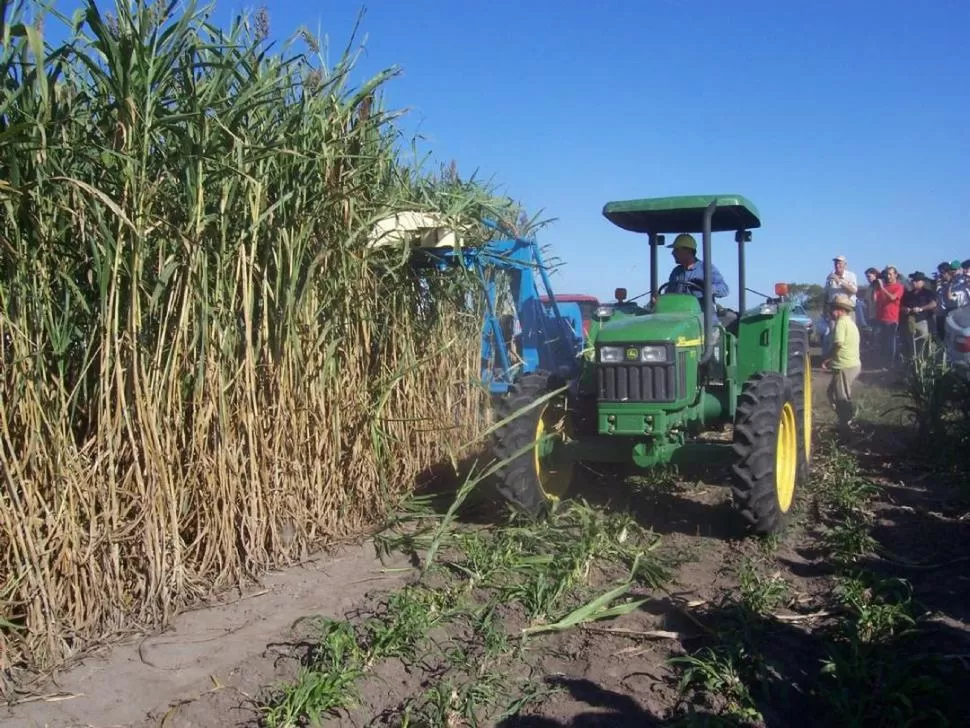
top-left (49, 0), bottom-right (970, 309)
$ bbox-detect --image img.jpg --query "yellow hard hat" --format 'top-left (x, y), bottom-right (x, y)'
top-left (669, 233), bottom-right (696, 251)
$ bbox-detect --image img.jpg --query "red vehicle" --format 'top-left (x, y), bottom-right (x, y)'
top-left (539, 294), bottom-right (601, 336)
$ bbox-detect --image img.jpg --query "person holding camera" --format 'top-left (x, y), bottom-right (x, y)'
top-left (825, 255), bottom-right (859, 307)
top-left (871, 266), bottom-right (903, 368)
top-left (861, 267), bottom-right (880, 328)
top-left (822, 255), bottom-right (858, 357)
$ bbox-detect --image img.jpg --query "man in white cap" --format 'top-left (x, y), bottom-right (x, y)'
top-left (822, 255), bottom-right (859, 356)
top-left (825, 255), bottom-right (858, 312)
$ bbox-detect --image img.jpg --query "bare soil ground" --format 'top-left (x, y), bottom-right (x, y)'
top-left (5, 366), bottom-right (970, 727)
top-left (1, 543), bottom-right (413, 728)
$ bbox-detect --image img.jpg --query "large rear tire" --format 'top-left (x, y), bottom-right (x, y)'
top-left (787, 323), bottom-right (813, 482)
top-left (731, 372), bottom-right (799, 534)
top-left (490, 372), bottom-right (574, 518)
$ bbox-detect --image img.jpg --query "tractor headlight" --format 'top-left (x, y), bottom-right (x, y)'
top-left (593, 305), bottom-right (614, 320)
top-left (640, 346), bottom-right (667, 363)
top-left (599, 346), bottom-right (623, 363)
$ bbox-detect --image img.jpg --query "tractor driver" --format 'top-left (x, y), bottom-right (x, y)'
top-left (651, 233), bottom-right (731, 339)
top-left (664, 233), bottom-right (729, 308)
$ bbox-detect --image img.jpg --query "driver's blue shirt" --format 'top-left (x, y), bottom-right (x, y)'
top-left (668, 260), bottom-right (729, 301)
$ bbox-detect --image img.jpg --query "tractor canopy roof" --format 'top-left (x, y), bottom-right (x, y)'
top-left (602, 195), bottom-right (761, 235)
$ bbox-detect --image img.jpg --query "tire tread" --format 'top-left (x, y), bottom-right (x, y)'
top-left (731, 371), bottom-right (796, 534)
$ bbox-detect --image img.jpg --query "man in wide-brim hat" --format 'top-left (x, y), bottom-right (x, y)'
top-left (822, 294), bottom-right (861, 432)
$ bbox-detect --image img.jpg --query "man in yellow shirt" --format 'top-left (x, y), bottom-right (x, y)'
top-left (822, 294), bottom-right (861, 430)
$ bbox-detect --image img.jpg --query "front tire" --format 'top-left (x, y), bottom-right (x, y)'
top-left (490, 372), bottom-right (574, 518)
top-left (731, 372), bottom-right (799, 534)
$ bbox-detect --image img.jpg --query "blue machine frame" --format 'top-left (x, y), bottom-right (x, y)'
top-left (411, 221), bottom-right (584, 394)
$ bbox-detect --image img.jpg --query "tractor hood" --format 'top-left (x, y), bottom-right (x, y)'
top-left (595, 312), bottom-right (703, 347)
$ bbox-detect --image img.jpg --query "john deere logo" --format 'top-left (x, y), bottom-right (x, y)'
top-left (625, 347), bottom-right (639, 361)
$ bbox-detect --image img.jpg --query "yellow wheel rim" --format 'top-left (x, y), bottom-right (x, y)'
top-left (534, 402), bottom-right (573, 500)
top-left (775, 401), bottom-right (798, 513)
top-left (803, 353), bottom-right (813, 463)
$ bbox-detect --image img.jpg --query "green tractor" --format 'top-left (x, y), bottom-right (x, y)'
top-left (492, 195), bottom-right (813, 534)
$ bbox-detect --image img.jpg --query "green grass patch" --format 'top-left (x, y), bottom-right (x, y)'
top-left (262, 618), bottom-right (365, 726)
top-left (667, 427), bottom-right (962, 726)
top-left (670, 645), bottom-right (765, 725)
top-left (735, 558), bottom-right (790, 616)
top-left (261, 498), bottom-right (672, 726)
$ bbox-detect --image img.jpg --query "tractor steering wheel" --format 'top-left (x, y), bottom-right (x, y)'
top-left (657, 279), bottom-right (705, 297)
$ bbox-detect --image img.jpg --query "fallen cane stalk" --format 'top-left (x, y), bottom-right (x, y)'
top-left (771, 610), bottom-right (834, 622)
top-left (521, 555), bottom-right (646, 636)
top-left (582, 626), bottom-right (686, 640)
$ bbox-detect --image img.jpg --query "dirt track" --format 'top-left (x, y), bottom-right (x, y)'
top-left (1, 544), bottom-right (413, 728)
top-left (5, 368), bottom-right (970, 727)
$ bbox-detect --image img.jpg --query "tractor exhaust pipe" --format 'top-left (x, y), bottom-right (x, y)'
top-left (700, 200), bottom-right (717, 365)
top-left (737, 231), bottom-right (746, 316)
top-left (649, 232), bottom-right (659, 299)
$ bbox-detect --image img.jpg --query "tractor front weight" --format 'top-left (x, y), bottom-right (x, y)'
top-left (596, 391), bottom-right (728, 437)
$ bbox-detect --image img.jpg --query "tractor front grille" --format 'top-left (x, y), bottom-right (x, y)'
top-left (597, 348), bottom-right (687, 403)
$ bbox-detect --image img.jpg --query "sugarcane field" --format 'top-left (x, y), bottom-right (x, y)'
top-left (3, 2), bottom-right (970, 727)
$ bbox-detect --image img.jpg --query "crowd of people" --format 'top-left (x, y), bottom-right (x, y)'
top-left (819, 255), bottom-right (970, 366)
top-left (817, 254), bottom-right (970, 432)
